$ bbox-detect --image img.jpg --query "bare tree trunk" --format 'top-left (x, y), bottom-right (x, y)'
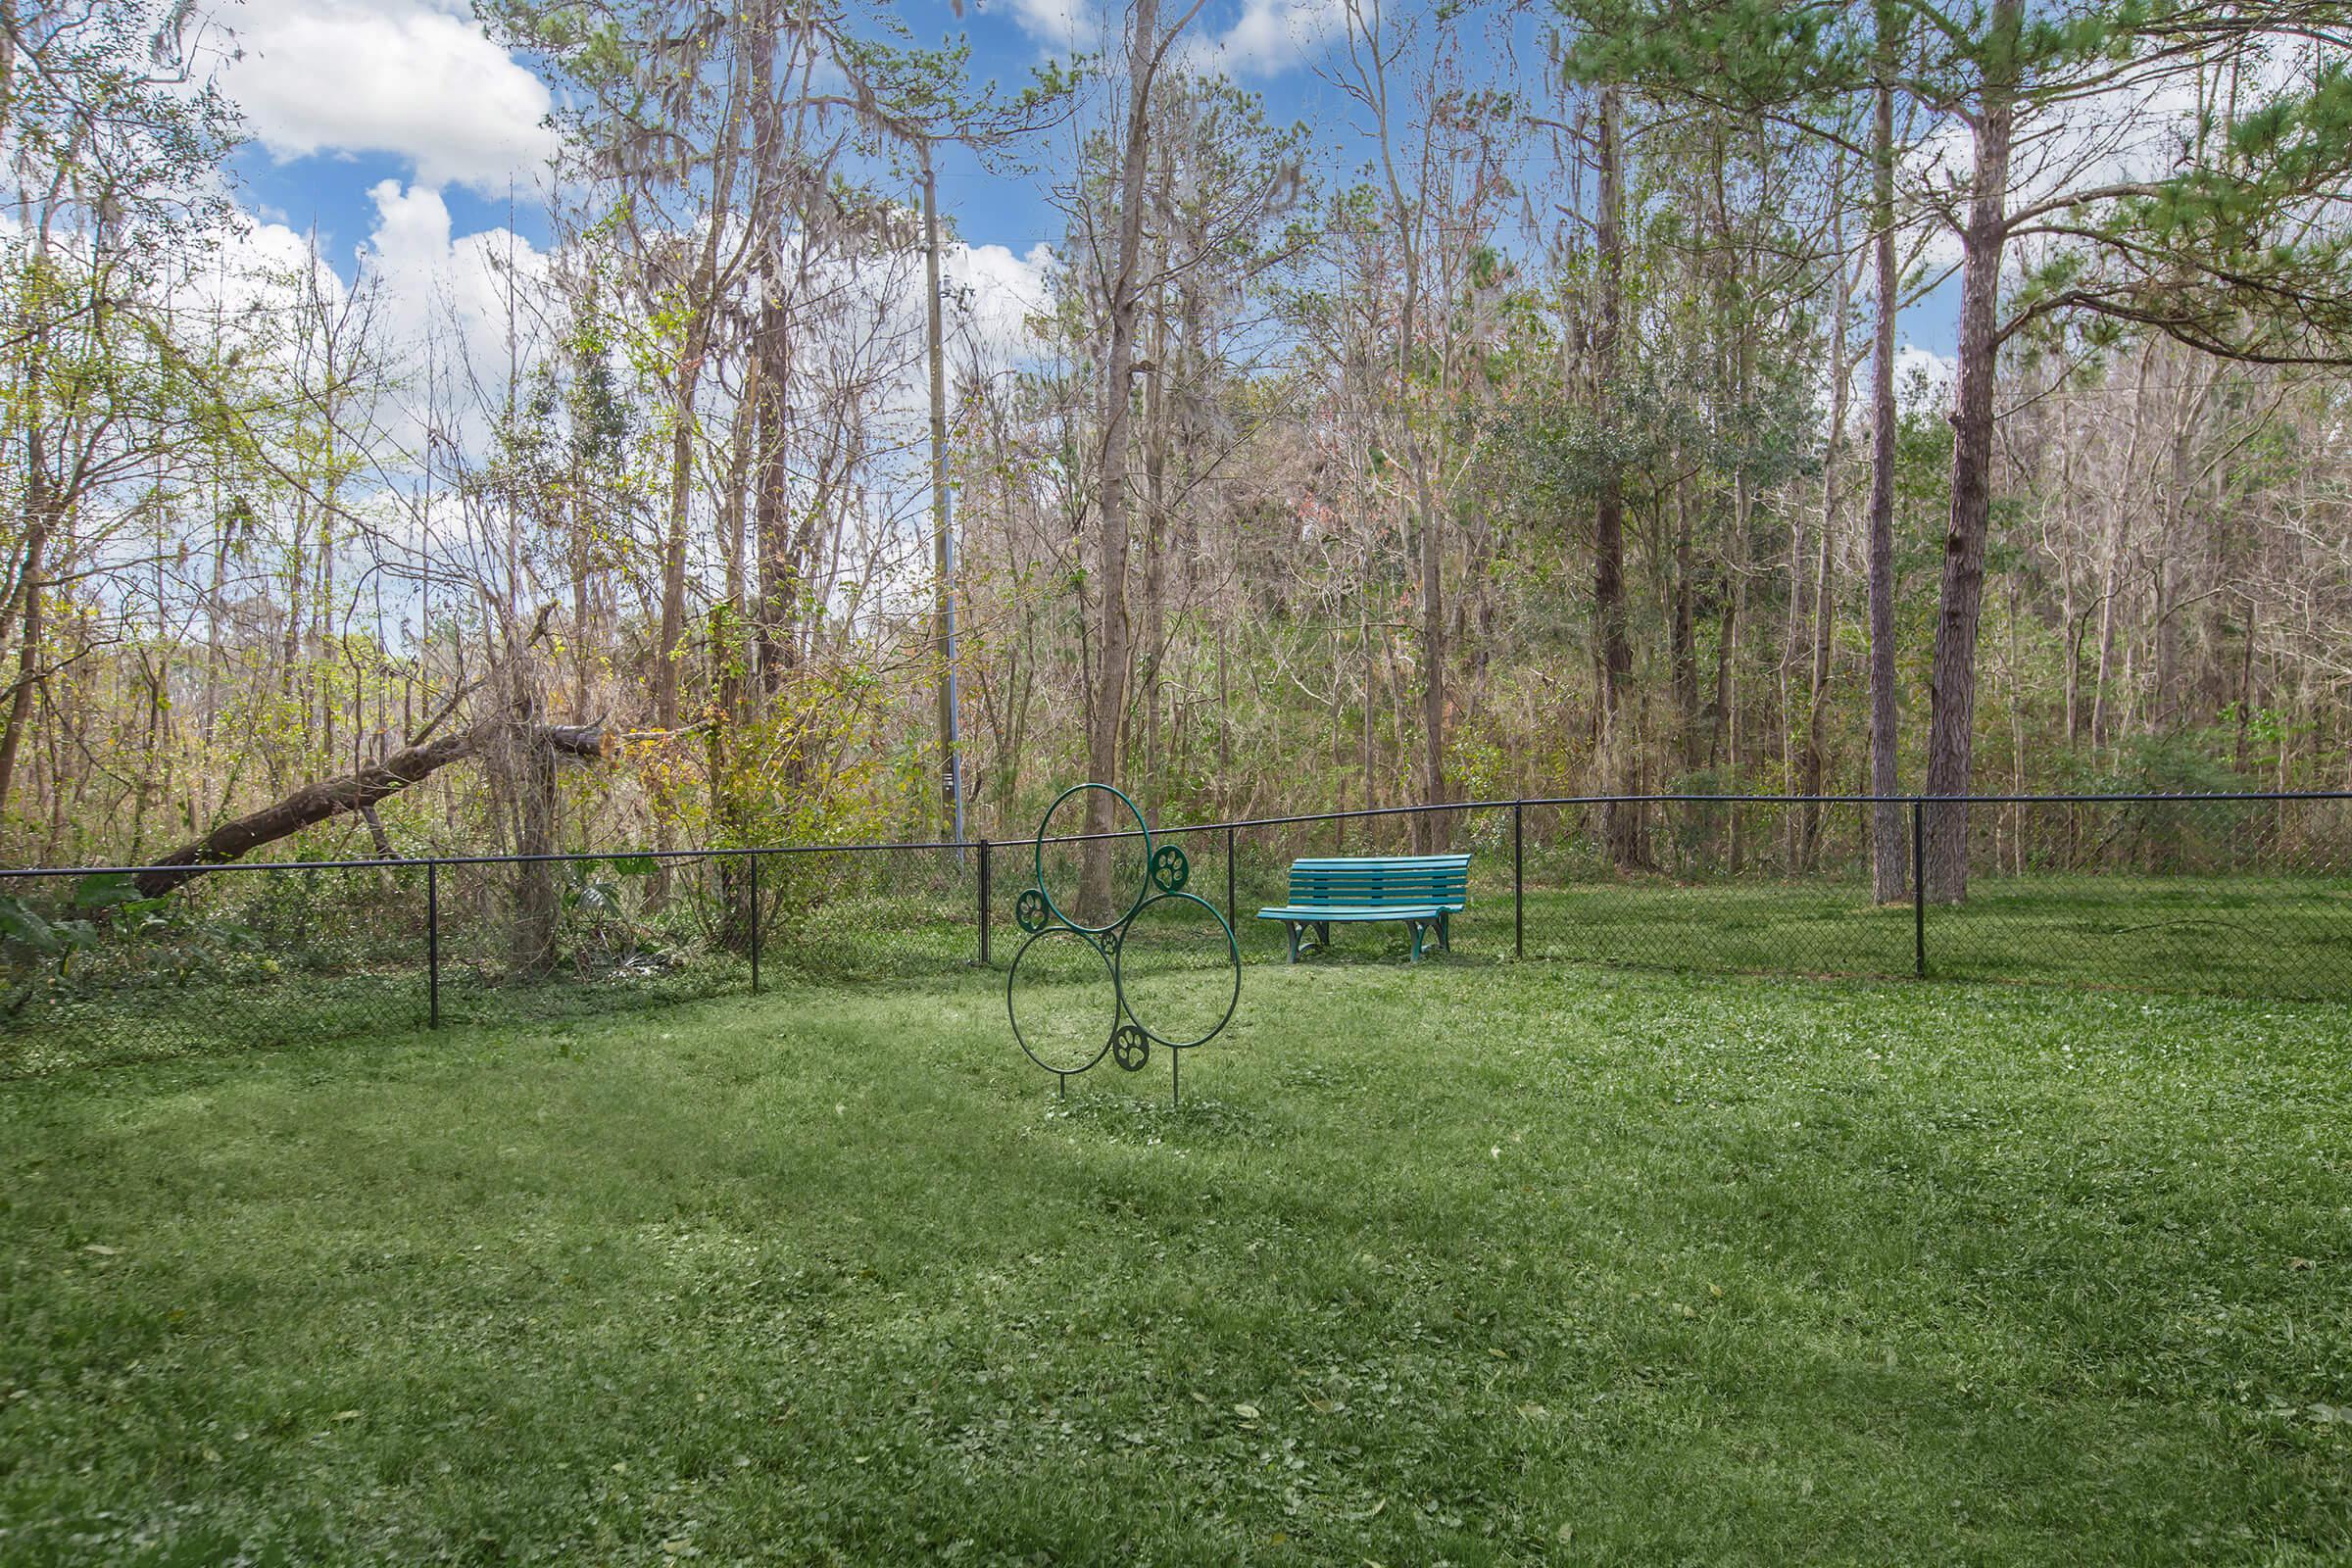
top-left (501, 649), bottom-right (563, 979)
top-left (1359, 597), bottom-right (1375, 812)
top-left (1404, 301), bottom-right (1445, 849)
top-left (2092, 347), bottom-right (2151, 752)
top-left (2233, 603), bottom-right (2256, 773)
top-left (1723, 473), bottom-right (1748, 873)
top-left (1138, 207), bottom-right (1171, 809)
top-left (746, 0), bottom-right (796, 698)
top-left (1414, 480), bottom-right (1446, 852)
top-left (2151, 362), bottom-right (2213, 736)
top-left (282, 497), bottom-right (306, 710)
top-left (0, 468), bottom-right (52, 828)
top-left (721, 363), bottom-right (756, 617)
top-left (751, 294), bottom-right (794, 693)
top-left (923, 153), bottom-right (964, 840)
top-left (1672, 480), bottom-right (1701, 770)
top-left (656, 336), bottom-right (704, 731)
top-left (1867, 41), bottom-right (1905, 904)
top-left (655, 116), bottom-right (735, 727)
top-left (1594, 85), bottom-right (1647, 869)
top-left (1922, 0), bottom-right (2019, 904)
top-left (2058, 395), bottom-right (2083, 749)
top-left (706, 603), bottom-right (756, 951)
top-left (1799, 201), bottom-right (1851, 868)
top-left (1079, 0), bottom-right (1171, 917)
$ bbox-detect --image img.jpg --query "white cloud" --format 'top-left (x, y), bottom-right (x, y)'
top-left (990, 0), bottom-right (1349, 73)
top-left (356, 179), bottom-right (551, 457)
top-left (188, 215), bottom-right (342, 313)
top-left (367, 178), bottom-right (546, 341)
top-left (990, 0), bottom-right (1101, 50)
top-left (223, 0), bottom-right (558, 195)
top-left (1893, 344), bottom-right (1956, 411)
top-left (947, 240), bottom-right (1056, 363)
top-left (1184, 0), bottom-right (1348, 76)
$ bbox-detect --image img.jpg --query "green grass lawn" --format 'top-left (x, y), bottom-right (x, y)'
top-left (4, 961), bottom-right (2351, 1564)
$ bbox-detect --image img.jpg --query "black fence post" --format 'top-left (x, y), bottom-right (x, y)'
top-left (1912, 799), bottom-right (1927, 978)
top-left (425, 858), bottom-right (440, 1030)
top-left (977, 838), bottom-right (992, 966)
top-left (1226, 824), bottom-right (1237, 931)
top-left (748, 852), bottom-right (761, 995)
top-left (1513, 799), bottom-right (1524, 958)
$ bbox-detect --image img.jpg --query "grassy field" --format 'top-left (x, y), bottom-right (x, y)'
top-left (4, 960), bottom-right (2350, 1563)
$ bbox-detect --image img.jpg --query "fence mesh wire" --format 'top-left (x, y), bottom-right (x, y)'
top-left (0, 862), bottom-right (431, 1073)
top-left (3, 795), bottom-right (2345, 1075)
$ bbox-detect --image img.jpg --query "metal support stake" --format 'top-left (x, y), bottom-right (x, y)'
top-left (977, 838), bottom-right (992, 965)
top-left (425, 859), bottom-right (440, 1030)
top-left (1171, 1048), bottom-right (1180, 1109)
top-left (748, 852), bottom-right (761, 995)
top-left (1912, 799), bottom-right (1927, 978)
top-left (1513, 800), bottom-right (1524, 959)
top-left (1226, 825), bottom-right (1237, 932)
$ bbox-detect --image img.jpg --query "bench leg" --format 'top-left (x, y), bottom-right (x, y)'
top-left (1439, 910), bottom-right (1450, 953)
top-left (1315, 919), bottom-right (1331, 951)
top-left (1285, 921), bottom-right (1300, 963)
top-left (1407, 920), bottom-right (1424, 963)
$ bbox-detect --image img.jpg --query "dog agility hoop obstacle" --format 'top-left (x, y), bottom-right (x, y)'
top-left (1004, 782), bottom-right (1242, 1106)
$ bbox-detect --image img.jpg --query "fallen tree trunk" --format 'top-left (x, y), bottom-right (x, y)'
top-left (131, 721), bottom-right (612, 898)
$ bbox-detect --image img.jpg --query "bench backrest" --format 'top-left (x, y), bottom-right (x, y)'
top-left (1287, 855), bottom-right (1471, 909)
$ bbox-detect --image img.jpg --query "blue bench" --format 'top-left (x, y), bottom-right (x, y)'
top-left (1255, 855), bottom-right (1470, 963)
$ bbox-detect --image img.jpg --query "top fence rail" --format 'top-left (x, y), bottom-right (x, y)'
top-left (9, 790), bottom-right (2351, 879)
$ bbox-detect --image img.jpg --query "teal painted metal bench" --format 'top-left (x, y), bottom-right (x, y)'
top-left (1256, 855), bottom-right (1470, 963)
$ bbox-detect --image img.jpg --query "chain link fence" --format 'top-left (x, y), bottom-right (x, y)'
top-left (4, 793), bottom-right (2345, 1074)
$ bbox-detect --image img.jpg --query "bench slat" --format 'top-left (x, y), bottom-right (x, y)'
top-left (1290, 862), bottom-right (1467, 874)
top-left (1291, 867), bottom-right (1467, 876)
top-left (1257, 904), bottom-right (1449, 918)
top-left (1291, 869), bottom-right (1468, 879)
top-left (1290, 894), bottom-right (1463, 906)
top-left (1291, 869), bottom-right (1469, 878)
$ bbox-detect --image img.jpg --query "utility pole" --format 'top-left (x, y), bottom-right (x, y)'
top-left (923, 148), bottom-right (967, 847)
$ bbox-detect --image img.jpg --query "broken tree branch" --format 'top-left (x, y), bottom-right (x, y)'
top-left (131, 721), bottom-right (613, 899)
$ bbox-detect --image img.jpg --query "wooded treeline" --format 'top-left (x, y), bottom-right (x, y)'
top-left (4, 0), bottom-right (2350, 906)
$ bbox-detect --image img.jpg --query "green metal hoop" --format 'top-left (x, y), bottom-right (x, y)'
top-left (1032, 780), bottom-right (1153, 936)
top-left (1113, 890), bottom-right (1242, 1051)
top-left (1006, 925), bottom-right (1117, 1077)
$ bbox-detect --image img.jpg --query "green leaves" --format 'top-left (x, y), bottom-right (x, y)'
top-left (2023, 58), bottom-right (2352, 366)
top-left (72, 873), bottom-right (143, 909)
top-left (0, 896), bottom-right (96, 961)
top-left (1560, 0), bottom-right (1864, 108)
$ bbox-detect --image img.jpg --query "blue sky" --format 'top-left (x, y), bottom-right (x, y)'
top-left (212, 0), bottom-right (1959, 373)
top-left (216, 0), bottom-right (1371, 278)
